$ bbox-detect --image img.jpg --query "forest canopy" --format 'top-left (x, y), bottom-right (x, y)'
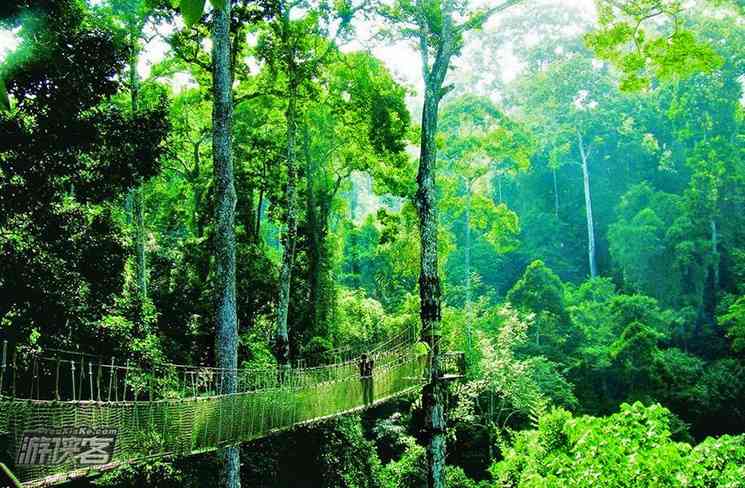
top-left (1, 0), bottom-right (744, 487)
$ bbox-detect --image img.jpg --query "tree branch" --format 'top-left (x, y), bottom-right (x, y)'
top-left (460, 0), bottom-right (525, 33)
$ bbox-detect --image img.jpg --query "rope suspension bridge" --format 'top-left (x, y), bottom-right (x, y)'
top-left (0, 328), bottom-right (465, 487)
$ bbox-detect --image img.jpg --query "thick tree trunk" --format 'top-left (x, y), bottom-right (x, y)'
top-left (577, 130), bottom-right (597, 278)
top-left (275, 80), bottom-right (299, 369)
top-left (212, 3), bottom-right (240, 487)
top-left (418, 81), bottom-right (447, 488)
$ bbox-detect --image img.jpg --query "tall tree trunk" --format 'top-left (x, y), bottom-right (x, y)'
top-left (212, 2), bottom-right (240, 487)
top-left (305, 127), bottom-right (323, 338)
top-left (275, 79), bottom-right (299, 369)
top-left (464, 180), bottom-right (472, 353)
top-left (129, 36), bottom-right (147, 297)
top-left (418, 79), bottom-right (447, 488)
top-left (577, 130), bottom-right (597, 278)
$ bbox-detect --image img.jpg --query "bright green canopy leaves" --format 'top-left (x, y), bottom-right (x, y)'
top-left (438, 95), bottom-right (529, 257)
top-left (586, 0), bottom-right (726, 91)
top-left (176, 0), bottom-right (225, 26)
top-left (492, 403), bottom-right (745, 486)
top-left (720, 295), bottom-right (745, 355)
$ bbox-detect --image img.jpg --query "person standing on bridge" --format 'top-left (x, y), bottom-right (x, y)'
top-left (358, 353), bottom-right (374, 406)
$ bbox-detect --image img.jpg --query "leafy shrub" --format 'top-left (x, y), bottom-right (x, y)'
top-left (491, 402), bottom-right (745, 487)
top-left (380, 436), bottom-right (481, 488)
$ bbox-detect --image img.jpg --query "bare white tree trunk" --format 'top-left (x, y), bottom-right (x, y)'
top-left (577, 130), bottom-right (597, 278)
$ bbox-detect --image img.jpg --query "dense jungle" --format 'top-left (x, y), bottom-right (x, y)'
top-left (1, 0), bottom-right (745, 486)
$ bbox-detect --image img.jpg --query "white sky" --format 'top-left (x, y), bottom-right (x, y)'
top-left (0, 0), bottom-right (597, 101)
top-left (0, 27), bottom-right (21, 61)
top-left (348, 0), bottom-right (596, 91)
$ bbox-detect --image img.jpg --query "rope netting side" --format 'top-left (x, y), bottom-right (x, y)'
top-left (0, 324), bottom-right (419, 403)
top-left (0, 347), bottom-right (427, 486)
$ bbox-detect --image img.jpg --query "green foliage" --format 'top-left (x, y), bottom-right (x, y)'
top-left (525, 358), bottom-right (577, 410)
top-left (98, 458), bottom-right (185, 488)
top-left (719, 295), bottom-right (745, 354)
top-left (0, 0), bottom-right (168, 350)
top-left (506, 261), bottom-right (581, 362)
top-left (2, 0), bottom-right (745, 484)
top-left (687, 434), bottom-right (745, 486)
top-left (372, 412), bottom-right (411, 463)
top-left (178, 0), bottom-right (206, 26)
top-left (610, 321), bottom-right (660, 397)
top-left (242, 416), bottom-right (384, 488)
top-left (0, 77), bottom-right (9, 110)
top-left (240, 326), bottom-right (278, 369)
top-left (608, 294), bottom-right (672, 339)
top-left (609, 183), bottom-right (712, 309)
top-left (451, 304), bottom-right (576, 436)
top-left (317, 417), bottom-right (384, 488)
top-left (507, 261), bottom-right (566, 320)
top-left (379, 436), bottom-right (426, 488)
top-left (335, 288), bottom-right (390, 350)
top-left (380, 436), bottom-right (481, 488)
top-left (586, 1), bottom-right (724, 90)
top-left (175, 0), bottom-right (227, 27)
top-left (491, 402), bottom-right (745, 487)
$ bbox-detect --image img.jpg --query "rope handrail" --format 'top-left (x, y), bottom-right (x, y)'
top-left (0, 328), bottom-right (422, 403)
top-left (0, 340), bottom-right (429, 488)
top-left (9, 324), bottom-right (417, 376)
